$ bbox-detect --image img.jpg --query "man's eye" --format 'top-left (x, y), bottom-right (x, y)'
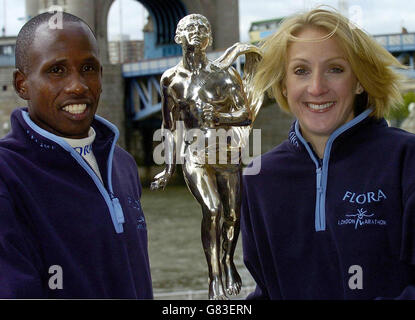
top-left (82, 65), bottom-right (96, 72)
top-left (48, 66), bottom-right (65, 74)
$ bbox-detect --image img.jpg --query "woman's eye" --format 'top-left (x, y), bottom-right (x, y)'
top-left (294, 68), bottom-right (308, 75)
top-left (330, 67), bottom-right (344, 73)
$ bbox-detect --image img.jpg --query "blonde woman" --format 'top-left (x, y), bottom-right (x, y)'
top-left (241, 8), bottom-right (415, 299)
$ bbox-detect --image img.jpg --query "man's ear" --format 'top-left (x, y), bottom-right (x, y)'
top-left (13, 69), bottom-right (29, 100)
top-left (174, 35), bottom-right (181, 45)
top-left (100, 66), bottom-right (103, 93)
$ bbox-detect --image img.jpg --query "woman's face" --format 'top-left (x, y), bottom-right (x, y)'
top-left (285, 27), bottom-right (359, 143)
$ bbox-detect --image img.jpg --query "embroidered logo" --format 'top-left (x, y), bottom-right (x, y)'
top-left (342, 189), bottom-right (387, 204)
top-left (338, 208), bottom-right (387, 229)
top-left (288, 131), bottom-right (299, 148)
top-left (127, 196), bottom-right (146, 230)
top-left (26, 130), bottom-right (56, 150)
top-left (137, 216), bottom-right (146, 230)
top-left (74, 144), bottom-right (93, 156)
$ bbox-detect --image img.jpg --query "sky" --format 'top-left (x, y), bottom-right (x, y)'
top-left (2, 0), bottom-right (415, 42)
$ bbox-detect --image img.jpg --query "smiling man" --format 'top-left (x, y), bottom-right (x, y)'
top-left (15, 17), bottom-right (101, 139)
top-left (0, 12), bottom-right (153, 298)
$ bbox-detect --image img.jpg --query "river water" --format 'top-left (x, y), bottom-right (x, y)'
top-left (141, 185), bottom-right (256, 300)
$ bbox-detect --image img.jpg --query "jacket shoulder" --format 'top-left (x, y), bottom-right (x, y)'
top-left (113, 145), bottom-right (138, 167)
top-left (376, 126), bottom-right (415, 147)
top-left (243, 140), bottom-right (292, 180)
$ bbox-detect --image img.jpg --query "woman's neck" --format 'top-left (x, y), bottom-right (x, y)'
top-left (303, 132), bottom-right (328, 160)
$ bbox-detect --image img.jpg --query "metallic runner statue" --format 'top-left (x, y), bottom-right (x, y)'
top-left (150, 14), bottom-right (263, 300)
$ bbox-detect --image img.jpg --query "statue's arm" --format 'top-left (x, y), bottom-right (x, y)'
top-left (216, 68), bottom-right (252, 127)
top-left (151, 70), bottom-right (178, 190)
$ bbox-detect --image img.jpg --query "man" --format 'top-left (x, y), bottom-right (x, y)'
top-left (0, 12), bottom-right (153, 298)
top-left (151, 14), bottom-right (261, 300)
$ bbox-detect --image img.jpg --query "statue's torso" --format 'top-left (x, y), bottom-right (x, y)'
top-left (166, 64), bottom-right (243, 166)
top-left (168, 65), bottom-right (237, 129)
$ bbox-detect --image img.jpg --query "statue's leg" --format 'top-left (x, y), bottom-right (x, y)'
top-left (216, 165), bottom-right (242, 296)
top-left (182, 160), bottom-right (227, 300)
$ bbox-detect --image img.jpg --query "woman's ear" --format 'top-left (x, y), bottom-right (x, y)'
top-left (355, 82), bottom-right (364, 94)
top-left (13, 69), bottom-right (29, 100)
top-left (282, 87), bottom-right (287, 97)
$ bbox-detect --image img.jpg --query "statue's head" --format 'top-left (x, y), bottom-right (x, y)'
top-left (175, 14), bottom-right (213, 49)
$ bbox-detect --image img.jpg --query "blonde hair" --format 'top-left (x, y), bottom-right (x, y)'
top-left (253, 8), bottom-right (405, 118)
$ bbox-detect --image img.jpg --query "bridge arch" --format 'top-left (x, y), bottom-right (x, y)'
top-left (102, 0), bottom-right (187, 61)
top-left (96, 0), bottom-right (239, 63)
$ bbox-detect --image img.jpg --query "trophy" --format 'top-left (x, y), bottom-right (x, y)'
top-left (151, 14), bottom-right (263, 300)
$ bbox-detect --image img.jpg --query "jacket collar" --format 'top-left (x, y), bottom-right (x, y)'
top-left (288, 108), bottom-right (387, 154)
top-left (9, 108), bottom-right (119, 153)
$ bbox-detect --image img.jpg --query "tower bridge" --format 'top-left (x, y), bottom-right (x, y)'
top-left (1, 2), bottom-right (415, 157)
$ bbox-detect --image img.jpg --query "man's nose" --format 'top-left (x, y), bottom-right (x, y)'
top-left (64, 73), bottom-right (88, 95)
top-left (307, 72), bottom-right (329, 96)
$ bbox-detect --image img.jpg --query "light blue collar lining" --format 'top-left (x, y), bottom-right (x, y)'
top-left (294, 108), bottom-right (373, 165)
top-left (294, 108), bottom-right (373, 231)
top-left (21, 110), bottom-right (125, 234)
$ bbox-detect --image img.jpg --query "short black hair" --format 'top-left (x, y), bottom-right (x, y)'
top-left (15, 11), bottom-right (96, 73)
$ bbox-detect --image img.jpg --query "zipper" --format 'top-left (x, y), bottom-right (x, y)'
top-left (22, 111), bottom-right (126, 234)
top-left (315, 167), bottom-right (325, 231)
top-left (294, 109), bottom-right (373, 232)
top-left (66, 149), bottom-right (125, 234)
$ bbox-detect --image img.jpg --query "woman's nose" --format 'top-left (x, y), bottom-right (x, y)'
top-left (307, 72), bottom-right (329, 96)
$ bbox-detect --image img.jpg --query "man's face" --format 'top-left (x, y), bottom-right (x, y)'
top-left (21, 22), bottom-right (102, 139)
top-left (176, 18), bottom-right (211, 50)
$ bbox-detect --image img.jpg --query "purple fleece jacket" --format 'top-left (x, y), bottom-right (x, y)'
top-left (0, 108), bottom-right (153, 298)
top-left (242, 109), bottom-right (415, 299)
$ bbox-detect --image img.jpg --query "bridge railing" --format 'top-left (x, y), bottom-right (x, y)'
top-left (373, 33), bottom-right (415, 52)
top-left (122, 49), bottom-right (244, 78)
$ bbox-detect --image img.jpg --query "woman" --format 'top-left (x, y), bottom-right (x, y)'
top-left (241, 8), bottom-right (415, 299)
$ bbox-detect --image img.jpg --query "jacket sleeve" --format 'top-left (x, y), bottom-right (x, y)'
top-left (240, 178), bottom-right (270, 300)
top-left (374, 182), bottom-right (415, 300)
top-left (0, 195), bottom-right (46, 298)
top-left (380, 185), bottom-right (415, 300)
